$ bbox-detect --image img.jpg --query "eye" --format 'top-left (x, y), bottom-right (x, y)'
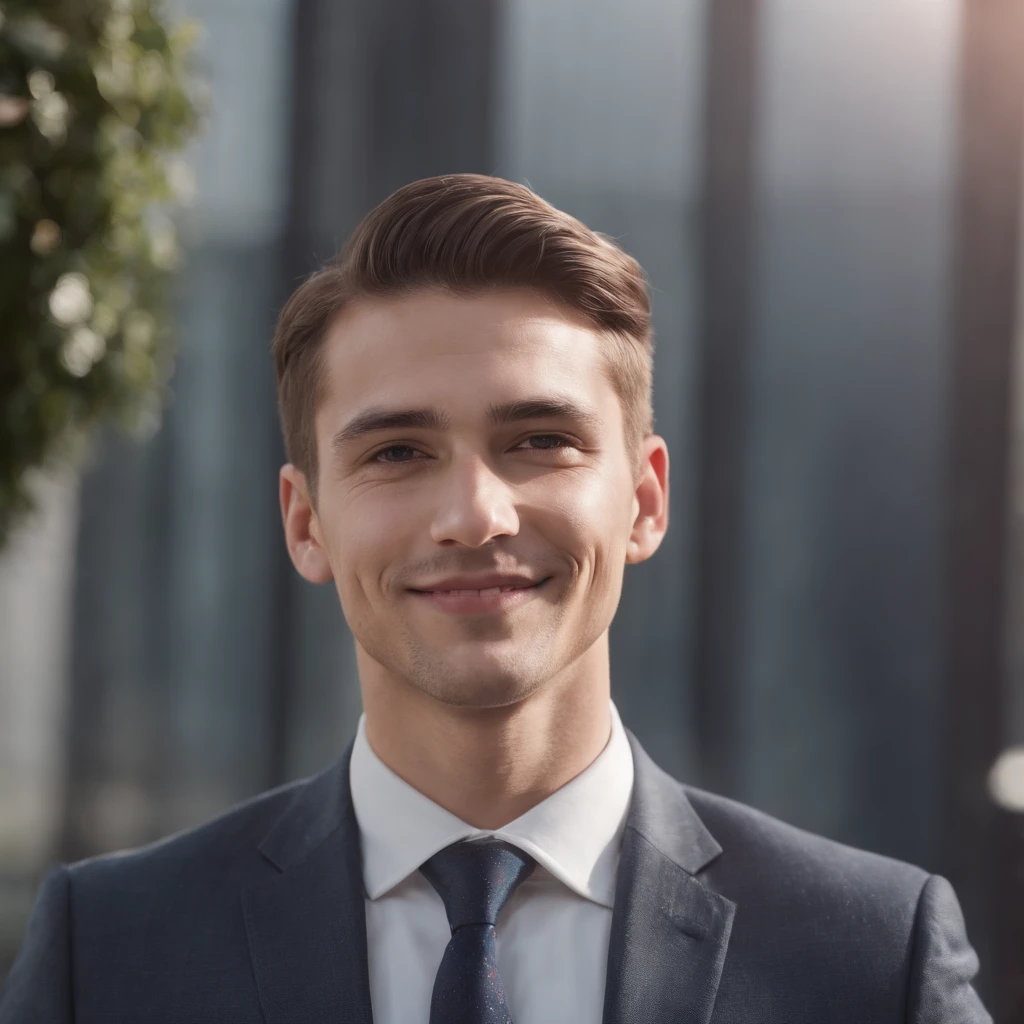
top-left (370, 444), bottom-right (422, 465)
top-left (367, 434), bottom-right (577, 465)
top-left (520, 434), bottom-right (576, 451)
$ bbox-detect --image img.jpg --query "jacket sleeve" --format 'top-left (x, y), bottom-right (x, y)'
top-left (0, 864), bottom-right (73, 1023)
top-left (905, 873), bottom-right (991, 1023)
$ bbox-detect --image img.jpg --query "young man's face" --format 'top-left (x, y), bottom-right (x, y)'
top-left (281, 287), bottom-right (668, 710)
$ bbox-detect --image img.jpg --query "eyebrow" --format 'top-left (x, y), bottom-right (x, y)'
top-left (330, 397), bottom-right (603, 456)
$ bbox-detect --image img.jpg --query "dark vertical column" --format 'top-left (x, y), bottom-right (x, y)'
top-left (263, 0), bottom-right (321, 796)
top-left (692, 0), bottom-right (760, 795)
top-left (944, 0), bottom-right (1024, 1016)
top-left (58, 430), bottom-right (169, 861)
top-left (270, 0), bottom-right (501, 784)
top-left (366, 0), bottom-right (498, 203)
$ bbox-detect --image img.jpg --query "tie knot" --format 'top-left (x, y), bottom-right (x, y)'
top-left (420, 838), bottom-right (536, 932)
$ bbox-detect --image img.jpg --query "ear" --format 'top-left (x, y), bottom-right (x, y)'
top-left (280, 464), bottom-right (334, 584)
top-left (625, 435), bottom-right (670, 565)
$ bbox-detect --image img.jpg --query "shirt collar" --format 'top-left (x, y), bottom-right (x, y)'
top-left (349, 699), bottom-right (634, 908)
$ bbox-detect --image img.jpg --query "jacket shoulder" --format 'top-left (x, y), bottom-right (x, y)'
top-left (682, 783), bottom-right (930, 900)
top-left (675, 785), bottom-right (988, 1020)
top-left (66, 774), bottom-right (311, 893)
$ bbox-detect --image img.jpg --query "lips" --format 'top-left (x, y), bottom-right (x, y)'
top-left (409, 574), bottom-right (543, 593)
top-left (409, 578), bottom-right (548, 614)
top-left (420, 584), bottom-right (533, 596)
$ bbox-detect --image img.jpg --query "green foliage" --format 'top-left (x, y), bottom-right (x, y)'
top-left (0, 0), bottom-right (203, 547)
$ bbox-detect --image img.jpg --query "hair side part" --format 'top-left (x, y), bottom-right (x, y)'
top-left (272, 173), bottom-right (655, 504)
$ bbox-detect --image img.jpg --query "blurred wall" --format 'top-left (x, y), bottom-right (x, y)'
top-left (737, 0), bottom-right (959, 864)
top-left (0, 469), bottom-right (78, 962)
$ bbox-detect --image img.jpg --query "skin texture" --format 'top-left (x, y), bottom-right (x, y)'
top-left (280, 287), bottom-right (669, 828)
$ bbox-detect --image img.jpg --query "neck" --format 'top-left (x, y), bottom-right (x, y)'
top-left (357, 642), bottom-right (613, 830)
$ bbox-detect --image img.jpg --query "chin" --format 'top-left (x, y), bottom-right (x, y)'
top-left (413, 671), bottom-right (541, 711)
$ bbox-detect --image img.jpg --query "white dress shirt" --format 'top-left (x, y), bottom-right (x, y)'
top-left (349, 699), bottom-right (635, 1024)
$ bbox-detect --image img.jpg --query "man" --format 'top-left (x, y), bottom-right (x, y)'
top-left (1, 174), bottom-right (990, 1023)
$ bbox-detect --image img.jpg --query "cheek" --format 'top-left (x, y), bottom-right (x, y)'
top-left (544, 475), bottom-right (634, 577)
top-left (335, 493), bottom-right (418, 591)
top-left (328, 481), bottom-right (406, 541)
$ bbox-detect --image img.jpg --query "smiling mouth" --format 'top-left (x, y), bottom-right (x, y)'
top-left (408, 578), bottom-right (550, 613)
top-left (411, 580), bottom-right (545, 596)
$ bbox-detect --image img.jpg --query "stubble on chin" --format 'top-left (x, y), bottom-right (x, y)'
top-left (401, 653), bottom-right (545, 710)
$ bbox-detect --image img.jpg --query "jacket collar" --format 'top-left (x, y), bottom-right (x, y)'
top-left (600, 731), bottom-right (735, 1024)
top-left (256, 739), bottom-right (354, 873)
top-left (623, 728), bottom-right (723, 874)
top-left (244, 737), bottom-right (375, 1024)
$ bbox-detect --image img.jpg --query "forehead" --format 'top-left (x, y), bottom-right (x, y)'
top-left (318, 287), bottom-right (611, 413)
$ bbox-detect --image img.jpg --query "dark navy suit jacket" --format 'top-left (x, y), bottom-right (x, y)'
top-left (0, 730), bottom-right (991, 1022)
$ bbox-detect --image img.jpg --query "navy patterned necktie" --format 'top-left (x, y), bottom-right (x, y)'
top-left (420, 837), bottom-right (536, 1024)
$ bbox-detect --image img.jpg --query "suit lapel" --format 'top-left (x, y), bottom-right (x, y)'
top-left (243, 740), bottom-right (374, 1024)
top-left (602, 732), bottom-right (736, 1024)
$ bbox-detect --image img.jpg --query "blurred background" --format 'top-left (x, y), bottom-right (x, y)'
top-left (3, 0), bottom-right (1024, 1018)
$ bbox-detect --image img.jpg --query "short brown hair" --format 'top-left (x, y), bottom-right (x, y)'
top-left (272, 174), bottom-right (654, 502)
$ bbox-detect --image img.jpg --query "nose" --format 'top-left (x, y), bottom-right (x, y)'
top-left (428, 452), bottom-right (520, 547)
